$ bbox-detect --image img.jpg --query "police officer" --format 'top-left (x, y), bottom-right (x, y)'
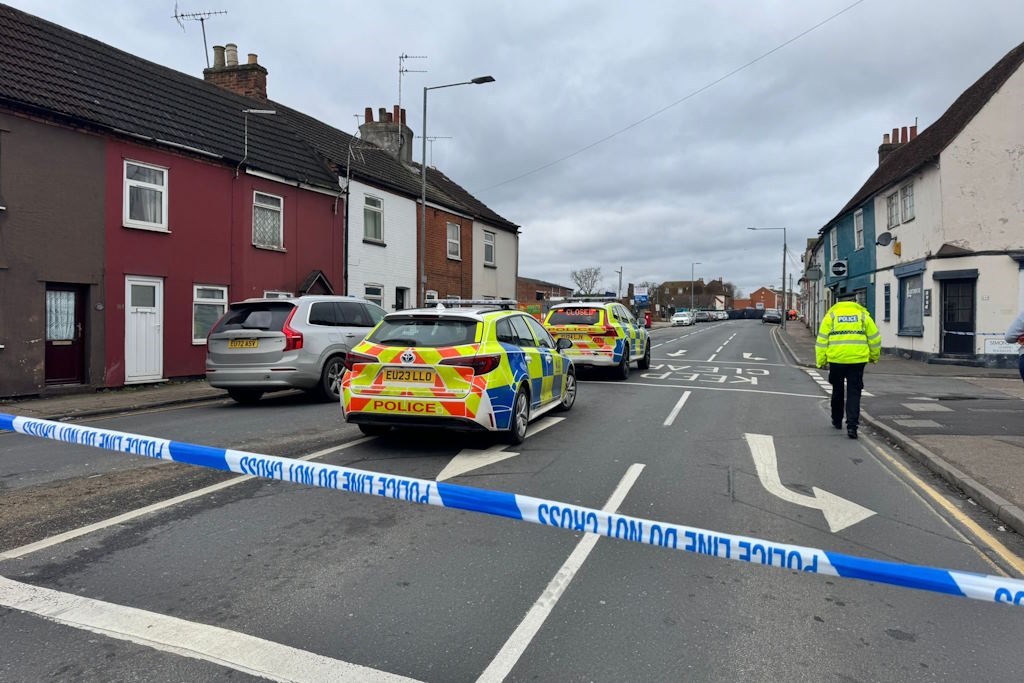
top-left (815, 300), bottom-right (881, 439)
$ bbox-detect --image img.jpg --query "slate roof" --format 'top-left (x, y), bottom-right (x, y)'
top-left (0, 3), bottom-right (337, 189)
top-left (827, 40), bottom-right (1024, 228)
top-left (422, 166), bottom-right (519, 233)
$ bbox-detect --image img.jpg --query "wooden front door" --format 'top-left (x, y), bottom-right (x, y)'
top-left (45, 285), bottom-right (86, 385)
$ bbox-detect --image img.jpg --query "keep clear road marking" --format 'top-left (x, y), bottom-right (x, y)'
top-left (477, 463), bottom-right (645, 683)
top-left (743, 433), bottom-right (876, 533)
top-left (0, 576), bottom-right (419, 683)
top-left (663, 391), bottom-right (692, 427)
top-left (435, 417), bottom-right (564, 482)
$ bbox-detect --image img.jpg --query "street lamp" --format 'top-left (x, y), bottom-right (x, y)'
top-left (419, 75), bottom-right (495, 306)
top-left (690, 261), bottom-right (701, 313)
top-left (747, 226), bottom-right (788, 329)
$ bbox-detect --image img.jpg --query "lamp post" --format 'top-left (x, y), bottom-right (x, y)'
top-left (747, 226), bottom-right (787, 329)
top-left (690, 261), bottom-right (701, 312)
top-left (419, 75), bottom-right (495, 306)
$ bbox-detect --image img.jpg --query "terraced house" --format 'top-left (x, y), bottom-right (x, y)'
top-left (0, 4), bottom-right (518, 397)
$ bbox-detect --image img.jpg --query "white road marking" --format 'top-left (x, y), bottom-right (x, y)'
top-left (893, 419), bottom-right (944, 428)
top-left (666, 349), bottom-right (688, 357)
top-left (743, 433), bottom-right (875, 533)
top-left (651, 359), bottom-right (785, 367)
top-left (663, 391), bottom-right (692, 426)
top-left (0, 438), bottom-right (373, 562)
top-left (435, 417), bottom-right (564, 481)
top-left (715, 346), bottom-right (724, 353)
top-left (903, 403), bottom-right (952, 412)
top-left (706, 354), bottom-right (718, 362)
top-left (477, 464), bottom-right (645, 683)
top-left (0, 575), bottom-right (418, 683)
top-left (743, 352), bottom-right (767, 360)
top-left (589, 380), bottom-right (822, 399)
top-left (804, 368), bottom-right (874, 397)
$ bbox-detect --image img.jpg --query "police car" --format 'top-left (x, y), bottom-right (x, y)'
top-left (543, 297), bottom-right (650, 379)
top-left (341, 300), bottom-right (576, 443)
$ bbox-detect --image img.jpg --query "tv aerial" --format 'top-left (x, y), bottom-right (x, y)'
top-left (172, 4), bottom-right (228, 68)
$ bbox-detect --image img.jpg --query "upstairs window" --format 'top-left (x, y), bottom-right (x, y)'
top-left (886, 192), bottom-right (899, 229)
top-left (484, 230), bottom-right (496, 265)
top-left (829, 226), bottom-right (838, 260)
top-left (447, 222), bottom-right (461, 259)
top-left (900, 183), bottom-right (915, 222)
top-left (364, 195), bottom-right (383, 241)
top-left (253, 191), bottom-right (283, 249)
top-left (854, 210), bottom-right (864, 250)
top-left (124, 160), bottom-right (168, 231)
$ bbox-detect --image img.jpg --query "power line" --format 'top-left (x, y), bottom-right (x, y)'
top-left (478, 0), bottom-right (867, 192)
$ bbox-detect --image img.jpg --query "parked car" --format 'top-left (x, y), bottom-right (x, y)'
top-left (762, 308), bottom-right (783, 324)
top-left (342, 300), bottom-right (575, 443)
top-left (543, 297), bottom-right (650, 378)
top-left (695, 310), bottom-right (711, 322)
top-left (206, 295), bottom-right (386, 404)
top-left (671, 311), bottom-right (694, 326)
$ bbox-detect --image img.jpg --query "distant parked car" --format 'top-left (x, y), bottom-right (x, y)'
top-left (671, 311), bottom-right (694, 326)
top-left (762, 309), bottom-right (783, 324)
top-left (695, 310), bottom-right (711, 322)
top-left (206, 295), bottom-right (386, 404)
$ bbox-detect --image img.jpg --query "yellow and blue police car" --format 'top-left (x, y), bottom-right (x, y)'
top-left (543, 297), bottom-right (650, 379)
top-left (341, 300), bottom-right (576, 443)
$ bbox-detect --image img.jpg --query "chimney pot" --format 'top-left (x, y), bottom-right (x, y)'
top-left (386, 112), bottom-right (393, 123)
top-left (883, 133), bottom-right (890, 144)
top-left (378, 107), bottom-right (387, 122)
top-left (910, 124), bottom-right (918, 139)
top-left (892, 127), bottom-right (899, 142)
top-left (901, 126), bottom-right (908, 143)
top-left (393, 105), bottom-right (400, 124)
top-left (364, 107), bottom-right (373, 123)
top-left (247, 53), bottom-right (258, 65)
top-left (212, 45), bottom-right (225, 69)
top-left (225, 43), bottom-right (238, 67)
top-left (401, 108), bottom-right (407, 125)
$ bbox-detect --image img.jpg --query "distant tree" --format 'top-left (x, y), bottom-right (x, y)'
top-left (570, 267), bottom-right (602, 295)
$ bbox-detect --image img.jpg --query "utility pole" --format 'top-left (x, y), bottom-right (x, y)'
top-left (615, 267), bottom-right (623, 299)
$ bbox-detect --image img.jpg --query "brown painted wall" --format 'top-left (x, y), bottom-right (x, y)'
top-left (0, 111), bottom-right (106, 398)
top-left (422, 205), bottom-right (472, 301)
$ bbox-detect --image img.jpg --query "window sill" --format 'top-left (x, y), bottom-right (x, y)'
top-left (192, 340), bottom-right (208, 346)
top-left (253, 244), bottom-right (287, 253)
top-left (363, 238), bottom-right (387, 247)
top-left (897, 330), bottom-right (923, 337)
top-left (447, 256), bottom-right (462, 262)
top-left (901, 216), bottom-right (914, 224)
top-left (484, 263), bottom-right (497, 269)
top-left (123, 223), bottom-right (170, 233)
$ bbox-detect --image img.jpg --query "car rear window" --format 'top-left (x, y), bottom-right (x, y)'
top-left (212, 302), bottom-right (295, 333)
top-left (546, 307), bottom-right (603, 325)
top-left (368, 318), bottom-right (479, 347)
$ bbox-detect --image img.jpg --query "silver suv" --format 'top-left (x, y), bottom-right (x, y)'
top-left (206, 295), bottom-right (386, 403)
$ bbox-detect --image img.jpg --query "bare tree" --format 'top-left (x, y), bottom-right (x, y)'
top-left (570, 267), bottom-right (602, 295)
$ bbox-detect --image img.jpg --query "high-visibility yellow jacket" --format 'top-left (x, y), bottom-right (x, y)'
top-left (816, 301), bottom-right (881, 367)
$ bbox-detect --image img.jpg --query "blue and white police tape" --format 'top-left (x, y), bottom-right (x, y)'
top-left (2, 412), bottom-right (1022, 607)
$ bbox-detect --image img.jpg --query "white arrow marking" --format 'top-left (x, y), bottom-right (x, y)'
top-left (743, 433), bottom-right (875, 532)
top-left (435, 417), bottom-right (563, 481)
top-left (743, 352), bottom-right (766, 360)
top-left (666, 349), bottom-right (688, 357)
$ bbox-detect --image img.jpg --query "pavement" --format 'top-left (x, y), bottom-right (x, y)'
top-left (1, 321), bottom-right (1023, 537)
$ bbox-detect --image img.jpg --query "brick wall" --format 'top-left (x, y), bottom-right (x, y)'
top-left (423, 206), bottom-right (472, 300)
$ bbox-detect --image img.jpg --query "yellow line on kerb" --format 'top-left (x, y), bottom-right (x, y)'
top-left (868, 442), bottom-right (1024, 577)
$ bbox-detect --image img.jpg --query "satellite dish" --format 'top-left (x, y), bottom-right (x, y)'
top-left (876, 232), bottom-right (893, 247)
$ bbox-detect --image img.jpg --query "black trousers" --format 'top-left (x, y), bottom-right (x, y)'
top-left (1018, 354), bottom-right (1024, 383)
top-left (828, 362), bottom-right (866, 428)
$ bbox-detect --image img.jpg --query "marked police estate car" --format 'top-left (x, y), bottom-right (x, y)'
top-left (542, 297), bottom-right (650, 379)
top-left (341, 300), bottom-right (576, 444)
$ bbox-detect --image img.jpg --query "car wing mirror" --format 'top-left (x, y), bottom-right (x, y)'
top-left (556, 337), bottom-right (573, 350)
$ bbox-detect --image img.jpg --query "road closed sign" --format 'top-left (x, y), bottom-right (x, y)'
top-left (830, 260), bottom-right (848, 277)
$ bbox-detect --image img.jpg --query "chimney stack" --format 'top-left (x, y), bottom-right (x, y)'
top-left (203, 42), bottom-right (269, 101)
top-left (359, 104), bottom-right (414, 164)
top-left (877, 121), bottom-right (918, 166)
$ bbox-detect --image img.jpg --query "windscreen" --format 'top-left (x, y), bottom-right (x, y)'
top-left (211, 302), bottom-right (295, 333)
top-left (546, 307), bottom-right (603, 325)
top-left (367, 318), bottom-right (479, 347)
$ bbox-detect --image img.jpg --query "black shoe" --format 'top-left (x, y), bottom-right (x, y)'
top-left (832, 420), bottom-right (842, 430)
top-left (847, 428), bottom-right (858, 439)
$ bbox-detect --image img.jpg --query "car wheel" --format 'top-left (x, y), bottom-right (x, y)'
top-left (638, 341), bottom-right (651, 370)
top-left (556, 370), bottom-right (576, 412)
top-left (616, 347), bottom-right (630, 380)
top-left (316, 356), bottom-right (345, 402)
top-left (358, 424), bottom-right (390, 437)
top-left (506, 385), bottom-right (530, 444)
top-left (227, 389), bottom-right (263, 404)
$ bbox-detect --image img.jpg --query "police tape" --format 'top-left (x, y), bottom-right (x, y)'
top-left (2, 412), bottom-right (1023, 607)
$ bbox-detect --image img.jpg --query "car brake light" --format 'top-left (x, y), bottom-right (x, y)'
top-left (344, 352), bottom-right (377, 371)
top-left (592, 326), bottom-right (616, 338)
top-left (282, 308), bottom-right (303, 351)
top-left (440, 354), bottom-right (501, 375)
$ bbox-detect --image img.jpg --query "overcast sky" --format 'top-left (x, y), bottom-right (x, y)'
top-left (10, 0), bottom-right (1024, 298)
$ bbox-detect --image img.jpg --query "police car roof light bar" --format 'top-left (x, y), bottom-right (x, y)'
top-left (565, 296), bottom-right (619, 302)
top-left (433, 299), bottom-right (518, 309)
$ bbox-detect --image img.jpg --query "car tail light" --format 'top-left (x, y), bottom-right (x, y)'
top-left (344, 352), bottom-right (377, 371)
top-left (440, 354), bottom-right (501, 375)
top-left (592, 325), bottom-right (616, 339)
top-left (282, 308), bottom-right (303, 351)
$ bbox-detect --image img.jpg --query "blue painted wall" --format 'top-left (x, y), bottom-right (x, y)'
top-left (824, 201), bottom-right (877, 316)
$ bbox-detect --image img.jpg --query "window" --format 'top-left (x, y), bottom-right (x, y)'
top-left (898, 274), bottom-right (924, 336)
top-left (900, 183), bottom-right (915, 222)
top-left (447, 222), bottom-right (461, 259)
top-left (309, 301), bottom-right (339, 326)
top-left (425, 290), bottom-right (438, 302)
top-left (887, 192), bottom-right (899, 229)
top-left (484, 231), bottom-right (496, 265)
top-left (495, 318), bottom-right (517, 345)
top-left (263, 290), bottom-right (292, 299)
top-left (253, 191), bottom-right (283, 249)
top-left (338, 301), bottom-right (382, 327)
top-left (123, 160), bottom-right (168, 230)
top-left (525, 316), bottom-right (555, 348)
top-left (854, 210), bottom-right (864, 250)
top-left (829, 227), bottom-right (838, 260)
top-left (509, 315), bottom-right (536, 346)
top-left (193, 285), bottom-right (227, 343)
top-left (46, 291), bottom-right (75, 340)
top-left (364, 284), bottom-right (383, 308)
top-left (364, 195), bottom-right (383, 241)
top-left (883, 283), bottom-right (891, 322)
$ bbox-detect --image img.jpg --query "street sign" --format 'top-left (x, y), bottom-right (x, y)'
top-left (805, 267), bottom-right (823, 280)
top-left (830, 260), bottom-right (848, 277)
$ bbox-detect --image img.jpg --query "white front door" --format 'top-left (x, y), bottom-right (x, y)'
top-left (125, 276), bottom-right (164, 383)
